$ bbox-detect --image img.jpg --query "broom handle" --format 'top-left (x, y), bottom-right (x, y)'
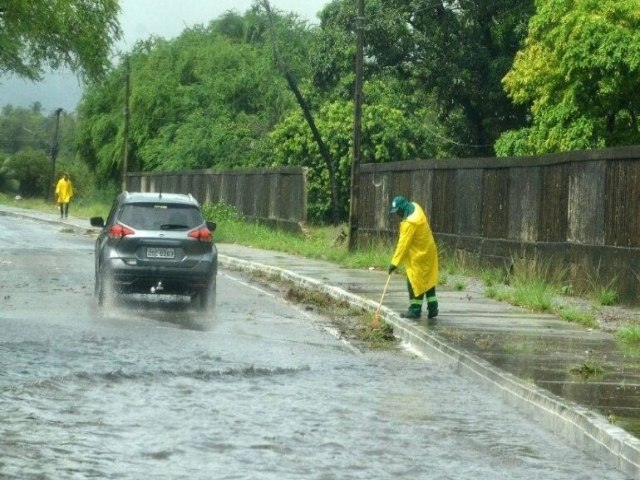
top-left (375, 274), bottom-right (392, 317)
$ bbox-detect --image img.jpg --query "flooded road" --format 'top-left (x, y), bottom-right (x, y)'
top-left (0, 214), bottom-right (630, 479)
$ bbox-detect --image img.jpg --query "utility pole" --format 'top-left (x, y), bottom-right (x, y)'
top-left (49, 108), bottom-right (63, 202)
top-left (122, 55), bottom-right (131, 192)
top-left (348, 0), bottom-right (364, 250)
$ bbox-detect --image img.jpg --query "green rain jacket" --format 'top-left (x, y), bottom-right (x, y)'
top-left (391, 202), bottom-right (439, 296)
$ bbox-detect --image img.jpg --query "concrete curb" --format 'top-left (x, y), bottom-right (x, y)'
top-left (219, 254), bottom-right (640, 479)
top-left (0, 209), bottom-right (98, 236)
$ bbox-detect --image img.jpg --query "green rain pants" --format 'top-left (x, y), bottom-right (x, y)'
top-left (407, 280), bottom-right (438, 318)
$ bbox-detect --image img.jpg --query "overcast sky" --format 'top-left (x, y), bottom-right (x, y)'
top-left (0, 0), bottom-right (330, 113)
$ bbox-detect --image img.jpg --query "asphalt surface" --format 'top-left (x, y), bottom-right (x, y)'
top-left (1, 203), bottom-right (640, 479)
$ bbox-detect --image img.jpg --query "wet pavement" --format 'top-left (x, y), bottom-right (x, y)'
top-left (2, 204), bottom-right (640, 478)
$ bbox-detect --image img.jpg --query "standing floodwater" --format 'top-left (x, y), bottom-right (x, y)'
top-left (0, 214), bottom-right (630, 479)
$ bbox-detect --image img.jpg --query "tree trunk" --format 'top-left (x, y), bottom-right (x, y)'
top-left (261, 0), bottom-right (341, 224)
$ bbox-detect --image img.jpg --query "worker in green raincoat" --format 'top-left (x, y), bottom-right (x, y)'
top-left (388, 196), bottom-right (439, 320)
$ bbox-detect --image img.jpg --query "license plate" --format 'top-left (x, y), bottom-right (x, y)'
top-left (147, 247), bottom-right (175, 259)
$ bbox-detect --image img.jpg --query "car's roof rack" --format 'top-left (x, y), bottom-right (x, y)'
top-left (120, 191), bottom-right (199, 206)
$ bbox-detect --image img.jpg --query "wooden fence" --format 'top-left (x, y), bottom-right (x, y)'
top-left (124, 147), bottom-right (640, 304)
top-left (126, 166), bottom-right (307, 231)
top-left (358, 146), bottom-right (640, 304)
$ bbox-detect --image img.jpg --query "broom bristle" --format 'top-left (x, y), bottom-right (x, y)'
top-left (370, 312), bottom-right (381, 330)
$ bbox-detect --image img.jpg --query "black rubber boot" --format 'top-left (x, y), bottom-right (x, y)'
top-left (400, 303), bottom-right (422, 319)
top-left (426, 287), bottom-right (438, 320)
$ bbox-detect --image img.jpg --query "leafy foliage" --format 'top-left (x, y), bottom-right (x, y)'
top-left (0, 104), bottom-right (49, 154)
top-left (312, 0), bottom-right (535, 157)
top-left (265, 82), bottom-right (438, 222)
top-left (201, 202), bottom-right (242, 223)
top-left (68, 0), bottom-right (640, 223)
top-left (3, 147), bottom-right (50, 197)
top-left (76, 59), bottom-right (132, 183)
top-left (0, 0), bottom-right (121, 82)
top-left (496, 0), bottom-right (640, 155)
top-left (74, 1), bottom-right (537, 219)
top-left (76, 9), bottom-right (310, 183)
top-left (0, 105), bottom-right (80, 197)
top-left (617, 325), bottom-right (640, 346)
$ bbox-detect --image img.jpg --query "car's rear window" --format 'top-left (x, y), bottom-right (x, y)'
top-left (119, 203), bottom-right (204, 230)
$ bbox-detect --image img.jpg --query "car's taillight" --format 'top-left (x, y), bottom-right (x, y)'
top-left (108, 223), bottom-right (135, 239)
top-left (188, 227), bottom-right (212, 242)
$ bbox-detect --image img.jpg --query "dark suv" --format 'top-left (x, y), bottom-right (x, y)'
top-left (90, 192), bottom-right (217, 310)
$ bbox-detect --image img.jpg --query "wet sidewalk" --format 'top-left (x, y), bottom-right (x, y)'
top-left (1, 204), bottom-right (640, 478)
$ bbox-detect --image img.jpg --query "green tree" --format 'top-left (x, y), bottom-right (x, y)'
top-left (266, 82), bottom-right (438, 222)
top-left (77, 8), bottom-right (310, 185)
top-left (496, 0), bottom-right (640, 156)
top-left (3, 147), bottom-right (50, 197)
top-left (0, 0), bottom-right (121, 82)
top-left (76, 56), bottom-right (132, 184)
top-left (0, 105), bottom-right (79, 196)
top-left (0, 104), bottom-right (49, 154)
top-left (312, 0), bottom-right (534, 158)
top-left (308, 0), bottom-right (357, 100)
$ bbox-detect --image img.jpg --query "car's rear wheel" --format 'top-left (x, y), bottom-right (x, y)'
top-left (95, 270), bottom-right (112, 306)
top-left (195, 278), bottom-right (216, 312)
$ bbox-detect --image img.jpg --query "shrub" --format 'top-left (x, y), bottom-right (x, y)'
top-left (3, 147), bottom-right (50, 197)
top-left (598, 288), bottom-right (619, 306)
top-left (202, 202), bottom-right (242, 223)
top-left (617, 326), bottom-right (640, 345)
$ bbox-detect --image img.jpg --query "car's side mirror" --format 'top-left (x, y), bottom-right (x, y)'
top-left (90, 216), bottom-right (105, 228)
top-left (206, 221), bottom-right (216, 233)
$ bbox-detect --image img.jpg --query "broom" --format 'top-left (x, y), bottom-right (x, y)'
top-left (372, 274), bottom-right (392, 329)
